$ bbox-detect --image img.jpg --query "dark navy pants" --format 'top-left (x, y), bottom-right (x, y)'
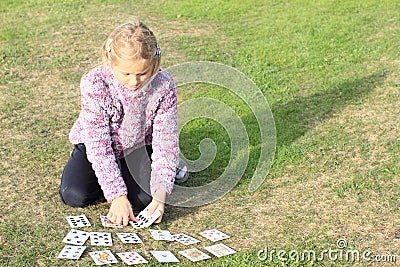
top-left (59, 144), bottom-right (152, 211)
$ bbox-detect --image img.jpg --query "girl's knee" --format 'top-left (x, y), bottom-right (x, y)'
top-left (59, 186), bottom-right (99, 208)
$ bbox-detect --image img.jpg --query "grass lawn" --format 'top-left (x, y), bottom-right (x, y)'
top-left (1, 0), bottom-right (399, 266)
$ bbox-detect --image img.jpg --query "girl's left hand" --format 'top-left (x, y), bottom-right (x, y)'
top-left (147, 189), bottom-right (167, 224)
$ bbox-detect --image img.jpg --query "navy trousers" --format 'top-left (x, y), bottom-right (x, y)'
top-left (59, 143), bottom-right (153, 211)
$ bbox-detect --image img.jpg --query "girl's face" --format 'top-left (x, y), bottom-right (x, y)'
top-left (111, 58), bottom-right (154, 90)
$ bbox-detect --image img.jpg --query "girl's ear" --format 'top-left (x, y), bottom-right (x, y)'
top-left (105, 53), bottom-right (111, 64)
top-left (101, 48), bottom-right (111, 65)
top-left (102, 51), bottom-right (112, 65)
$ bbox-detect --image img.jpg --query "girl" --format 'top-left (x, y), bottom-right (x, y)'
top-left (59, 21), bottom-right (179, 226)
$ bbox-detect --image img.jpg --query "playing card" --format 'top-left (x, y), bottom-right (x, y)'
top-left (204, 243), bottom-right (236, 257)
top-left (129, 220), bottom-right (145, 229)
top-left (150, 250), bottom-right (180, 263)
top-left (116, 233), bottom-right (143, 244)
top-left (90, 232), bottom-right (113, 246)
top-left (62, 229), bottom-right (89, 245)
top-left (149, 229), bottom-right (174, 241)
top-left (179, 248), bottom-right (211, 262)
top-left (171, 233), bottom-right (201, 245)
top-left (100, 215), bottom-right (123, 228)
top-left (199, 229), bottom-right (230, 242)
top-left (130, 208), bottom-right (161, 229)
top-left (117, 251), bottom-right (148, 265)
top-left (137, 208), bottom-right (161, 227)
top-left (57, 245), bottom-right (86, 260)
top-left (89, 250), bottom-right (118, 265)
top-left (65, 214), bottom-right (91, 228)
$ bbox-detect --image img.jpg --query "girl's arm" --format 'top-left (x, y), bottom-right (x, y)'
top-left (79, 74), bottom-right (128, 202)
top-left (150, 77), bottom-right (179, 199)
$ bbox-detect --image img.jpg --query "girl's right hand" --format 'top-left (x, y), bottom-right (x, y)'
top-left (107, 195), bottom-right (137, 226)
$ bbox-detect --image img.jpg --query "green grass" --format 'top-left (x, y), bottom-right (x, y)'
top-left (1, 0), bottom-right (400, 266)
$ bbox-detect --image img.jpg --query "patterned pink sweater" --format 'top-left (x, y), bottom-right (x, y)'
top-left (69, 64), bottom-right (179, 202)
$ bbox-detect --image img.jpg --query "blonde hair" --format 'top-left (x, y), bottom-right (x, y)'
top-left (101, 21), bottom-right (161, 76)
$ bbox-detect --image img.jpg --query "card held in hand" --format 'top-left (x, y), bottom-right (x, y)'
top-left (89, 250), bottom-right (118, 265)
top-left (130, 207), bottom-right (161, 229)
top-left (65, 214), bottom-right (91, 228)
top-left (57, 245), bottom-right (86, 260)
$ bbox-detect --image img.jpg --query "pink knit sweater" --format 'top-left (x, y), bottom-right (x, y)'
top-left (69, 64), bottom-right (179, 202)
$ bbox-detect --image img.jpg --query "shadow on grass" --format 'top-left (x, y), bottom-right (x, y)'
top-left (272, 72), bottom-right (387, 147)
top-left (168, 71), bottom-right (387, 217)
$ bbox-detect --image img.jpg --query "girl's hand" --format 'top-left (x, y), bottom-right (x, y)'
top-left (147, 189), bottom-right (167, 224)
top-left (107, 195), bottom-right (137, 226)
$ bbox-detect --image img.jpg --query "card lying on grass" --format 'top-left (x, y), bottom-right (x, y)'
top-left (199, 229), bottom-right (230, 242)
top-left (205, 243), bottom-right (236, 257)
top-left (179, 248), bottom-right (211, 262)
top-left (57, 245), bottom-right (86, 260)
top-left (100, 215), bottom-right (123, 228)
top-left (116, 232), bottom-right (143, 244)
top-left (171, 233), bottom-right (201, 245)
top-left (62, 229), bottom-right (89, 245)
top-left (149, 229), bottom-right (174, 241)
top-left (117, 251), bottom-right (148, 265)
top-left (65, 215), bottom-right (91, 228)
top-left (90, 232), bottom-right (113, 246)
top-left (150, 250), bottom-right (180, 263)
top-left (89, 250), bottom-right (118, 265)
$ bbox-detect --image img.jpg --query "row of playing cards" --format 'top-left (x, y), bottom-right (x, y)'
top-left (62, 229), bottom-right (142, 246)
top-left (89, 250), bottom-right (149, 265)
top-left (150, 228), bottom-right (230, 243)
top-left (149, 244), bottom-right (236, 263)
top-left (61, 228), bottom-right (229, 247)
top-left (59, 244), bottom-right (236, 264)
top-left (80, 250), bottom-right (147, 265)
top-left (58, 248), bottom-right (147, 264)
